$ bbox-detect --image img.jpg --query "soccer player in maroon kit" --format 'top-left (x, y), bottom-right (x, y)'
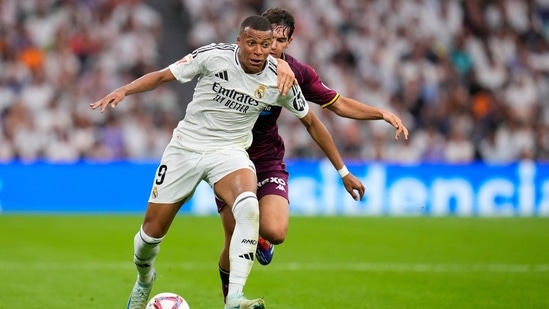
top-left (216, 8), bottom-right (410, 302)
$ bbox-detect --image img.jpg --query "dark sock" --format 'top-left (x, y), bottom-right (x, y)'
top-left (219, 264), bottom-right (230, 303)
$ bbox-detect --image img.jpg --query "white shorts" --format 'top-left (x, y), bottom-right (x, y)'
top-left (147, 136), bottom-right (256, 204)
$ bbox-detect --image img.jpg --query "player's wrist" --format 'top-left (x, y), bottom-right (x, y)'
top-left (337, 165), bottom-right (350, 178)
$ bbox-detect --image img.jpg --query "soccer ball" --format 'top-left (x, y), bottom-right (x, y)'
top-left (146, 292), bottom-right (190, 309)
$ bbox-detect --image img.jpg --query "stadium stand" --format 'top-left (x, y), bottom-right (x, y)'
top-left (1, 0), bottom-right (549, 163)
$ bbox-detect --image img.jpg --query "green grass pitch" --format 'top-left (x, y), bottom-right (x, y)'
top-left (1, 215), bottom-right (548, 309)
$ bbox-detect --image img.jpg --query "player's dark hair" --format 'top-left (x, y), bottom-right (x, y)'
top-left (240, 15), bottom-right (273, 32)
top-left (262, 7), bottom-right (295, 39)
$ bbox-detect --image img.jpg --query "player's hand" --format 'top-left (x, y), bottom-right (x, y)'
top-left (275, 59), bottom-right (298, 96)
top-left (342, 173), bottom-right (365, 201)
top-left (381, 110), bottom-right (409, 140)
top-left (89, 89), bottom-right (126, 113)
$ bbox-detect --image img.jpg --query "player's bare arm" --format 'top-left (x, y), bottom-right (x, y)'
top-left (299, 110), bottom-right (365, 201)
top-left (327, 96), bottom-right (409, 140)
top-left (275, 58), bottom-right (298, 96)
top-left (90, 68), bottom-right (176, 113)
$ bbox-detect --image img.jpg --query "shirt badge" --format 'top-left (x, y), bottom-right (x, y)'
top-left (254, 85), bottom-right (266, 99)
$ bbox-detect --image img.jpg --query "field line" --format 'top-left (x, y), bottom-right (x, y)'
top-left (0, 261), bottom-right (548, 272)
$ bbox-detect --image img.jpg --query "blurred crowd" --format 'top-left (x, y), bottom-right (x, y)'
top-left (0, 0), bottom-right (178, 162)
top-left (2, 0), bottom-right (549, 164)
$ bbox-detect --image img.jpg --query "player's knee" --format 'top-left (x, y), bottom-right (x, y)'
top-left (135, 225), bottom-right (164, 251)
top-left (232, 191), bottom-right (259, 222)
top-left (261, 226), bottom-right (287, 245)
top-left (141, 222), bottom-right (167, 239)
top-left (269, 234), bottom-right (286, 245)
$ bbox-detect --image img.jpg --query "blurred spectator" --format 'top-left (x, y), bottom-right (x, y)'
top-left (0, 0), bottom-right (169, 162)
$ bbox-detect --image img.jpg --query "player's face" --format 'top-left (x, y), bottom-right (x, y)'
top-left (237, 27), bottom-right (273, 74)
top-left (270, 25), bottom-right (293, 59)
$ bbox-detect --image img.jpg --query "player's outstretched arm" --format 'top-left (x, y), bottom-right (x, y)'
top-left (90, 68), bottom-right (176, 113)
top-left (327, 96), bottom-right (409, 140)
top-left (299, 110), bottom-right (365, 201)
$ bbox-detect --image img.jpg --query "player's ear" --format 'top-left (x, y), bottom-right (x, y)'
top-left (287, 36), bottom-right (293, 47)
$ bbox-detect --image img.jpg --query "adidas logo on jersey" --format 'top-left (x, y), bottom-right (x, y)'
top-left (215, 70), bottom-right (229, 81)
top-left (238, 252), bottom-right (254, 261)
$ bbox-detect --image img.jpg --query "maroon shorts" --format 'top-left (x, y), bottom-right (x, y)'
top-left (216, 168), bottom-right (290, 213)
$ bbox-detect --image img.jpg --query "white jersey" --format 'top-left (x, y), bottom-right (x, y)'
top-left (168, 43), bottom-right (309, 151)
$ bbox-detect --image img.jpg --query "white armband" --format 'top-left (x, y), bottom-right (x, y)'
top-left (337, 165), bottom-right (350, 178)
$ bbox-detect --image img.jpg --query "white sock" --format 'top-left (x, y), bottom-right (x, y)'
top-left (133, 225), bottom-right (163, 284)
top-left (228, 191), bottom-right (259, 296)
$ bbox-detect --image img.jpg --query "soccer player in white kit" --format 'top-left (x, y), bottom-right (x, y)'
top-left (90, 15), bottom-right (365, 309)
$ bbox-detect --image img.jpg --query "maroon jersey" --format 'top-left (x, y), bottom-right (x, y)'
top-left (247, 53), bottom-right (340, 172)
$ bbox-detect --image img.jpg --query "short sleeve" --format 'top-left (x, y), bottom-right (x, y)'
top-left (279, 85), bottom-right (309, 119)
top-left (168, 46), bottom-right (210, 84)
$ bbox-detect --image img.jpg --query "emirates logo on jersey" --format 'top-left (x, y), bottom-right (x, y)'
top-left (254, 85), bottom-right (266, 99)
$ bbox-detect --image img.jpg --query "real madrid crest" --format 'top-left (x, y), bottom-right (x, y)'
top-left (152, 186), bottom-right (159, 199)
top-left (254, 85), bottom-right (266, 99)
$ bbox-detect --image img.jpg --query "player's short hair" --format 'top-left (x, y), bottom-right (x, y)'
top-left (240, 15), bottom-right (273, 32)
top-left (262, 7), bottom-right (295, 39)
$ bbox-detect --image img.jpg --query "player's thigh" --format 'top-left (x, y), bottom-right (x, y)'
top-left (258, 194), bottom-right (289, 232)
top-left (257, 165), bottom-right (290, 220)
top-left (208, 149), bottom-right (258, 206)
top-left (143, 143), bottom-right (204, 237)
top-left (256, 169), bottom-right (290, 238)
top-left (215, 168), bottom-right (257, 207)
top-left (148, 143), bottom-right (204, 205)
